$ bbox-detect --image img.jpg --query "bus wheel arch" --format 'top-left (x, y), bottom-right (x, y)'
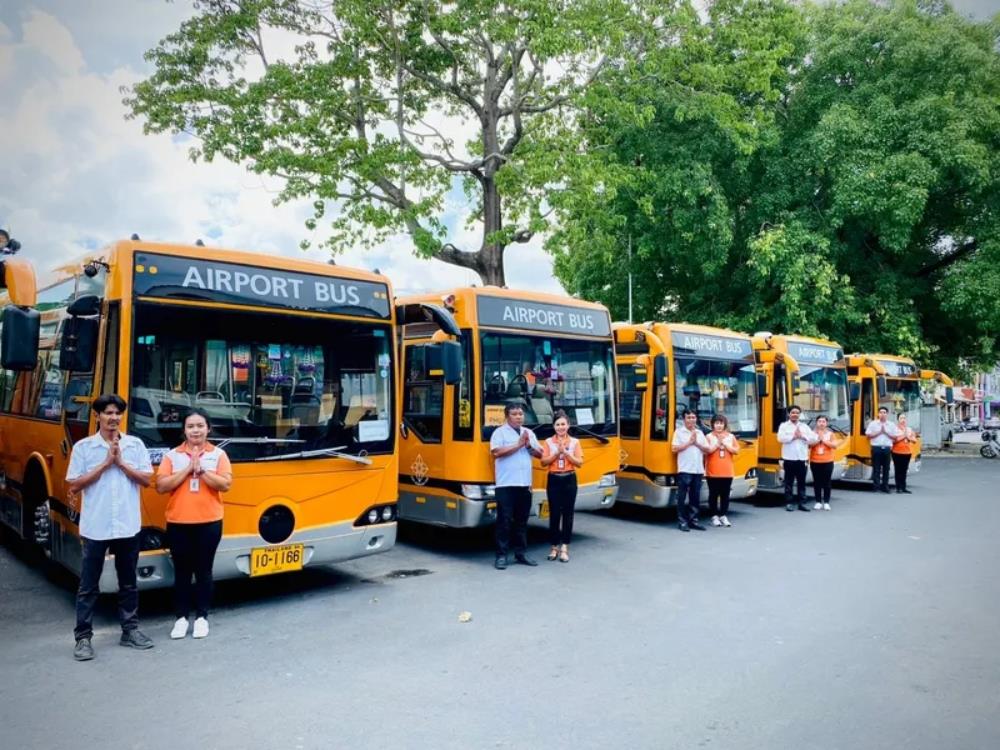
top-left (22, 459), bottom-right (53, 555)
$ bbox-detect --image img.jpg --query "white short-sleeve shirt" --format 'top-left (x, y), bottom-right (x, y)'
top-left (66, 433), bottom-right (152, 540)
top-left (490, 423), bottom-right (540, 487)
top-left (672, 425), bottom-right (707, 474)
top-left (866, 419), bottom-right (899, 448)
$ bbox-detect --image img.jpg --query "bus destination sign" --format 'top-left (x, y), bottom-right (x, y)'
top-left (671, 332), bottom-right (753, 360)
top-left (132, 253), bottom-right (391, 319)
top-left (878, 360), bottom-right (918, 378)
top-left (786, 341), bottom-right (844, 366)
top-left (477, 296), bottom-right (611, 337)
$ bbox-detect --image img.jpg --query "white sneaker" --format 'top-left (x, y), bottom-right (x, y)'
top-left (720, 515), bottom-right (731, 527)
top-left (823, 503), bottom-right (831, 511)
top-left (813, 502), bottom-right (822, 510)
top-left (192, 617), bottom-right (209, 639)
top-left (170, 617), bottom-right (189, 640)
top-left (711, 515), bottom-right (722, 527)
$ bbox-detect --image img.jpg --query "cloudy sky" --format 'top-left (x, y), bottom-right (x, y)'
top-left (1, 0), bottom-right (997, 295)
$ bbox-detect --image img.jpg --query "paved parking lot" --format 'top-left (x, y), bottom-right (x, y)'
top-left (1, 457), bottom-right (998, 750)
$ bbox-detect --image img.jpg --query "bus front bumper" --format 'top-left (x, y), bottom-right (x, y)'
top-left (531, 480), bottom-right (618, 515)
top-left (98, 520), bottom-right (396, 593)
top-left (616, 474), bottom-right (757, 509)
top-left (758, 460), bottom-right (849, 489)
top-left (397, 489), bottom-right (497, 528)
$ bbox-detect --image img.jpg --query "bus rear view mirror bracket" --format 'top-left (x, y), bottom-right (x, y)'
top-left (1, 304), bottom-right (41, 370)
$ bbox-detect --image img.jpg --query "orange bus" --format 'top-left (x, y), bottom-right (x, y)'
top-left (0, 240), bottom-right (455, 590)
top-left (397, 288), bottom-right (620, 527)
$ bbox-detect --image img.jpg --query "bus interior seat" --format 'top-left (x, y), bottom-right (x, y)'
top-left (531, 385), bottom-right (554, 424)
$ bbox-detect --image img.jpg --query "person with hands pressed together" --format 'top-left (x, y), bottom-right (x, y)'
top-left (777, 405), bottom-right (816, 512)
top-left (540, 410), bottom-right (583, 562)
top-left (705, 414), bottom-right (740, 527)
top-left (490, 404), bottom-right (543, 569)
top-left (891, 413), bottom-right (916, 494)
top-left (66, 394), bottom-right (154, 661)
top-left (156, 408), bottom-right (232, 639)
top-left (810, 415), bottom-right (839, 510)
top-left (672, 409), bottom-right (712, 532)
top-left (865, 406), bottom-right (899, 494)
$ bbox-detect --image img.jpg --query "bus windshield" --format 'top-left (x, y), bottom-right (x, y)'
top-left (673, 356), bottom-right (759, 437)
top-left (480, 332), bottom-right (616, 438)
top-left (793, 365), bottom-right (850, 434)
top-left (880, 378), bottom-right (922, 432)
top-left (129, 302), bottom-right (394, 460)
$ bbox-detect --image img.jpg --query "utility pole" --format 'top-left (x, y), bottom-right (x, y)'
top-left (627, 233), bottom-right (633, 324)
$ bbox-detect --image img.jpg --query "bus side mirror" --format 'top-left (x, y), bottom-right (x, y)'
top-left (877, 376), bottom-right (888, 399)
top-left (653, 355), bottom-right (667, 387)
top-left (1, 304), bottom-right (40, 370)
top-left (425, 340), bottom-right (463, 385)
top-left (849, 382), bottom-right (861, 402)
top-left (757, 372), bottom-right (768, 398)
top-left (945, 387), bottom-right (954, 404)
top-left (60, 316), bottom-right (99, 373)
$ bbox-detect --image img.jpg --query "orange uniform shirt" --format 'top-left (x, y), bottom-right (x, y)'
top-left (892, 428), bottom-right (916, 455)
top-left (705, 433), bottom-right (736, 478)
top-left (810, 431), bottom-right (837, 463)
top-left (542, 435), bottom-right (582, 474)
top-left (158, 443), bottom-right (232, 524)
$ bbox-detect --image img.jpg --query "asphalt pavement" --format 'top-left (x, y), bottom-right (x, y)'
top-left (1, 457), bottom-right (998, 750)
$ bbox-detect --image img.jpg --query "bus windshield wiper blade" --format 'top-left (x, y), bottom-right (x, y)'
top-left (255, 446), bottom-right (373, 465)
top-left (570, 425), bottom-right (610, 444)
top-left (214, 437), bottom-right (305, 449)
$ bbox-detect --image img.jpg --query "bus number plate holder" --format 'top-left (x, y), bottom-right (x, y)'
top-left (250, 543), bottom-right (304, 577)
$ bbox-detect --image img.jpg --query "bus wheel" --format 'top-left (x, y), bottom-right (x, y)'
top-left (23, 468), bottom-right (53, 561)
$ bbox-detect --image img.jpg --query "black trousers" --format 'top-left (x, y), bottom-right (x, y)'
top-left (74, 534), bottom-right (140, 641)
top-left (706, 477), bottom-right (733, 516)
top-left (547, 473), bottom-right (578, 545)
top-left (495, 486), bottom-right (532, 558)
top-left (676, 472), bottom-right (702, 525)
top-left (811, 462), bottom-right (834, 502)
top-left (871, 447), bottom-right (891, 490)
top-left (892, 453), bottom-right (911, 490)
top-left (783, 460), bottom-right (808, 504)
top-left (168, 520), bottom-right (223, 619)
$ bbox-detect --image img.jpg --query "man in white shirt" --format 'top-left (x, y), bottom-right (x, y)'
top-left (490, 403), bottom-right (542, 569)
top-left (66, 394), bottom-right (154, 661)
top-left (671, 409), bottom-right (712, 532)
top-left (865, 406), bottom-right (899, 494)
top-left (777, 405), bottom-right (817, 512)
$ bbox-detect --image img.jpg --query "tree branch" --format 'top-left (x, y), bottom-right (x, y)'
top-left (916, 240), bottom-right (978, 277)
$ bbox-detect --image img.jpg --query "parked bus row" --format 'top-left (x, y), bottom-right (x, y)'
top-left (0, 239), bottom-right (953, 592)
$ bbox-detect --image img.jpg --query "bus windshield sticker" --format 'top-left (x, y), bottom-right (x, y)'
top-left (786, 342), bottom-right (844, 365)
top-left (878, 360), bottom-right (918, 378)
top-left (133, 252), bottom-right (391, 319)
top-left (358, 420), bottom-right (389, 442)
top-left (576, 407), bottom-right (595, 426)
top-left (484, 404), bottom-right (506, 427)
top-left (670, 332), bottom-right (752, 360)
top-left (477, 296), bottom-right (611, 337)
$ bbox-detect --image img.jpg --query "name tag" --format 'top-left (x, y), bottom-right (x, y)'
top-left (189, 477), bottom-right (200, 492)
top-left (817, 446), bottom-right (825, 455)
top-left (719, 450), bottom-right (726, 459)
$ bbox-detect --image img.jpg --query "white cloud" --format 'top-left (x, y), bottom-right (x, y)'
top-left (21, 9), bottom-right (84, 74)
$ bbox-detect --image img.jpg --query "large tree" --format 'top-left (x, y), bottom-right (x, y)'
top-left (126, 0), bottom-right (659, 285)
top-left (550, 0), bottom-right (1000, 372)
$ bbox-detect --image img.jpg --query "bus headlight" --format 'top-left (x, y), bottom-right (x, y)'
top-left (381, 506), bottom-right (394, 522)
top-left (367, 509), bottom-right (379, 524)
top-left (744, 468), bottom-right (757, 480)
top-left (461, 484), bottom-right (496, 499)
top-left (598, 473), bottom-right (617, 488)
top-left (139, 527), bottom-right (166, 551)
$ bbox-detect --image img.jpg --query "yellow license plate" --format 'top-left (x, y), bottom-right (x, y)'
top-left (539, 500), bottom-right (550, 519)
top-left (250, 543), bottom-right (304, 577)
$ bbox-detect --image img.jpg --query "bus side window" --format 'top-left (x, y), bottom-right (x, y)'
top-left (772, 363), bottom-right (787, 432)
top-left (616, 364), bottom-right (642, 440)
top-left (452, 330), bottom-right (474, 441)
top-left (862, 379), bottom-right (874, 424)
top-left (403, 344), bottom-right (443, 443)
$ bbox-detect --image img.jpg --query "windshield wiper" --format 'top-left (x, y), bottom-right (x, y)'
top-left (214, 437), bottom-right (305, 449)
top-left (254, 445), bottom-right (373, 465)
top-left (570, 425), bottom-right (610, 444)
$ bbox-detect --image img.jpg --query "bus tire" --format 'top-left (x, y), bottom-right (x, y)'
top-left (21, 464), bottom-right (53, 564)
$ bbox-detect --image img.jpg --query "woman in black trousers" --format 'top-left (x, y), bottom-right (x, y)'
top-left (540, 411), bottom-right (583, 563)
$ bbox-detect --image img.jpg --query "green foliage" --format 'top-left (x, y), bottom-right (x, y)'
top-left (550, 0), bottom-right (1000, 371)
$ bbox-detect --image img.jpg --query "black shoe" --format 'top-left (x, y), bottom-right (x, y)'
top-left (901, 488), bottom-right (912, 494)
top-left (679, 523), bottom-right (690, 532)
top-left (514, 554), bottom-right (538, 567)
top-left (896, 488), bottom-right (903, 494)
top-left (120, 629), bottom-right (154, 650)
top-left (797, 504), bottom-right (811, 512)
top-left (689, 521), bottom-right (706, 531)
top-left (73, 638), bottom-right (94, 661)
top-left (786, 504), bottom-right (796, 512)
top-left (881, 486), bottom-right (892, 494)
top-left (494, 556), bottom-right (508, 570)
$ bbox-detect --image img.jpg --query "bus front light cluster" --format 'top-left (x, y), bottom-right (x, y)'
top-left (139, 527), bottom-right (166, 551)
top-left (745, 468), bottom-right (758, 480)
top-left (598, 473), bottom-right (617, 488)
top-left (356, 504), bottom-right (396, 526)
top-left (461, 484), bottom-right (496, 500)
top-left (654, 475), bottom-right (675, 487)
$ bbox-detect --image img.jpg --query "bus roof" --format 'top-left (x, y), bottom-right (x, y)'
top-left (756, 333), bottom-right (846, 367)
top-left (646, 321), bottom-right (752, 340)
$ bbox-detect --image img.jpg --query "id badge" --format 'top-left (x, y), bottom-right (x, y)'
top-left (189, 477), bottom-right (200, 492)
top-left (818, 446), bottom-right (825, 455)
top-left (558, 456), bottom-right (566, 470)
top-left (719, 449), bottom-right (726, 459)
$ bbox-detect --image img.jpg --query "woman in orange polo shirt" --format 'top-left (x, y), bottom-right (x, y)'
top-left (540, 410), bottom-right (583, 563)
top-left (705, 414), bottom-right (740, 527)
top-left (810, 415), bottom-right (839, 510)
top-left (156, 408), bottom-right (232, 640)
top-left (892, 413), bottom-right (916, 494)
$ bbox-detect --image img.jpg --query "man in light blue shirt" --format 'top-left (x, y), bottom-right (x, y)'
top-left (66, 394), bottom-right (154, 661)
top-left (490, 404), bottom-right (542, 569)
